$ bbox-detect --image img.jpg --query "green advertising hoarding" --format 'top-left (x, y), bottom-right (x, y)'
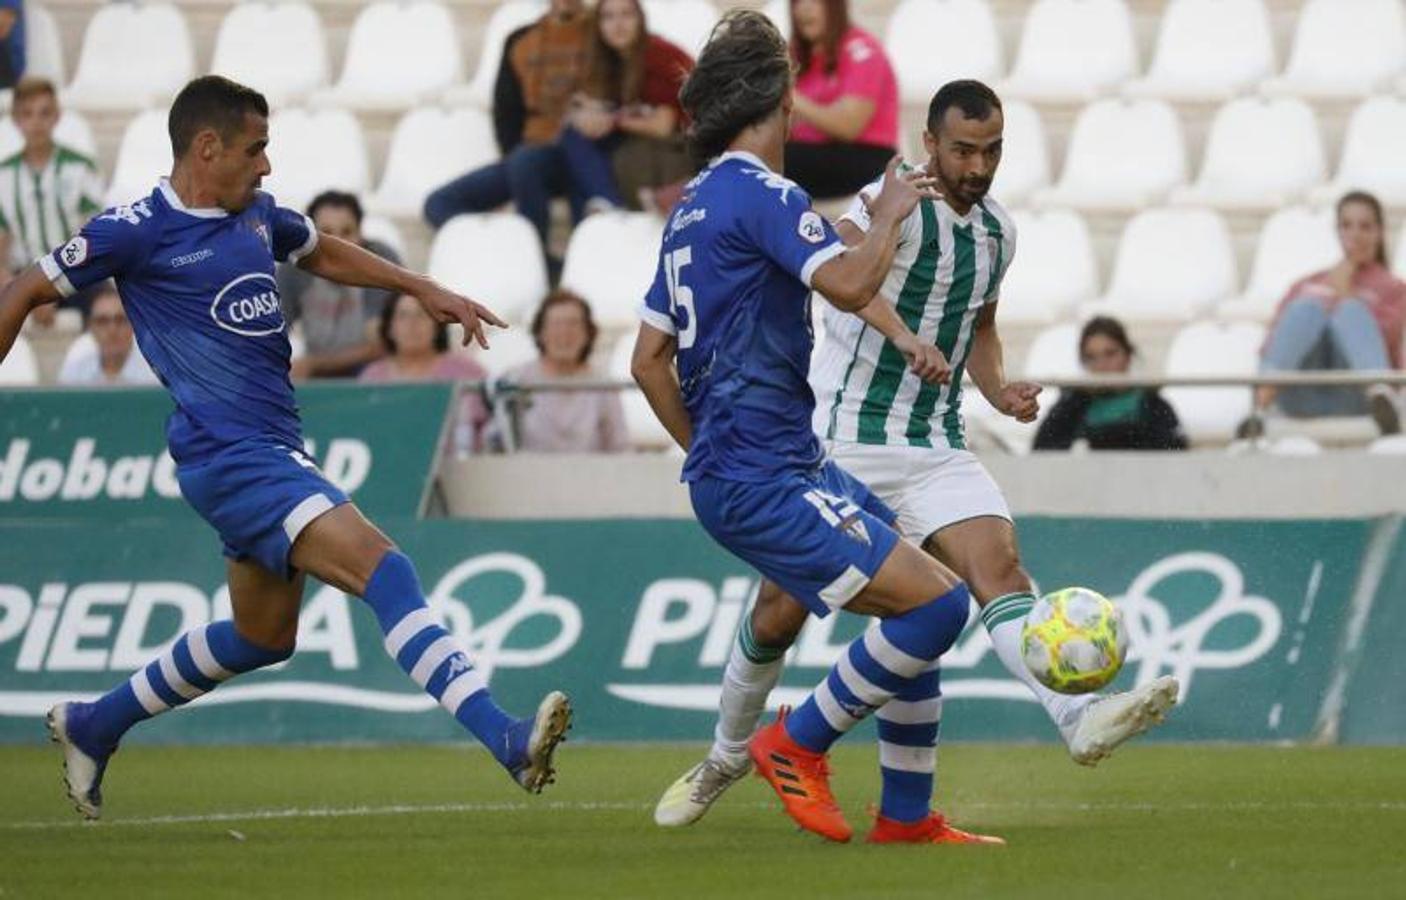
top-left (0, 383), bottom-right (450, 522)
top-left (0, 515), bottom-right (1387, 744)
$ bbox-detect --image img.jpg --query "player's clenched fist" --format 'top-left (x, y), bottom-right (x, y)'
top-left (996, 381), bottom-right (1042, 423)
top-left (893, 333), bottom-right (951, 385)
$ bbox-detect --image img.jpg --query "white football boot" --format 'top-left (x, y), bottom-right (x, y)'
top-left (46, 702), bottom-right (110, 820)
top-left (654, 757), bottom-right (751, 827)
top-left (510, 691), bottom-right (573, 794)
top-left (1067, 675), bottom-right (1180, 767)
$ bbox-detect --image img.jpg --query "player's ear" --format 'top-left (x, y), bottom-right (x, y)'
top-left (194, 127), bottom-right (220, 162)
top-left (921, 129), bottom-right (938, 158)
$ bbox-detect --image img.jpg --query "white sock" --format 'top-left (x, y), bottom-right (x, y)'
top-left (708, 617), bottom-right (785, 768)
top-left (981, 592), bottom-right (1096, 743)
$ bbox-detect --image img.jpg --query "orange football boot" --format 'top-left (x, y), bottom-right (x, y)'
top-left (866, 811), bottom-right (1006, 846)
top-left (748, 709), bottom-right (852, 843)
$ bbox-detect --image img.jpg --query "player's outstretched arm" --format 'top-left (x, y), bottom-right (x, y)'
top-left (967, 302), bottom-right (1040, 423)
top-left (810, 157), bottom-right (939, 311)
top-left (630, 323), bottom-right (692, 451)
top-left (297, 233), bottom-right (507, 349)
top-left (0, 265), bottom-right (61, 364)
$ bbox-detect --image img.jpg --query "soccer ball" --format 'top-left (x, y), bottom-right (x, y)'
top-left (1020, 587), bottom-right (1129, 695)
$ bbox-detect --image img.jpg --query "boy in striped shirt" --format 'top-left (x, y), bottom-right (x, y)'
top-left (656, 81), bottom-right (1180, 835)
top-left (0, 77), bottom-right (103, 322)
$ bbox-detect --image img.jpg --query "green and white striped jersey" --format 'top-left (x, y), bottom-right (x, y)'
top-left (810, 178), bottom-right (1016, 450)
top-left (0, 144), bottom-right (103, 269)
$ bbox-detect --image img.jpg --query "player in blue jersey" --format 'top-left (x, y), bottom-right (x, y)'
top-left (0, 76), bottom-right (571, 820)
top-left (630, 11), bottom-right (998, 845)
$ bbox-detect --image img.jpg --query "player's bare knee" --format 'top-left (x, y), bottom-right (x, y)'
top-left (970, 550), bottom-right (1030, 603)
top-left (750, 591), bottom-right (806, 648)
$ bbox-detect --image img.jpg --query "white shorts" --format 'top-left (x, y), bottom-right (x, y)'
top-left (823, 440), bottom-right (1012, 543)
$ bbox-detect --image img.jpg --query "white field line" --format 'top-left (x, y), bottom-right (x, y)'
top-left (4, 798), bottom-right (1405, 831)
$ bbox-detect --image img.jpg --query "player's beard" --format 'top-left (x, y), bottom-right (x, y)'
top-left (930, 160), bottom-right (991, 207)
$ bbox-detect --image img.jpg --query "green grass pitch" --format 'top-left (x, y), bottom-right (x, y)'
top-left (2, 743), bottom-right (1404, 899)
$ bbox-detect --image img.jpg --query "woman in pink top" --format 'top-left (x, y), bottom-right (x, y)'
top-left (502, 289), bottom-right (628, 453)
top-left (785, 0), bottom-right (899, 199)
top-left (1249, 191), bottom-right (1406, 435)
top-left (359, 294), bottom-right (492, 456)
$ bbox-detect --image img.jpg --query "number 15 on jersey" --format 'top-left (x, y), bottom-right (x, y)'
top-left (664, 246), bottom-right (697, 350)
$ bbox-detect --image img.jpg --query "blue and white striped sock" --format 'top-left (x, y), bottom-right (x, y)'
top-left (876, 664), bottom-right (942, 823)
top-left (83, 621), bottom-right (291, 751)
top-left (785, 582), bottom-right (970, 753)
top-left (363, 551), bottom-right (514, 765)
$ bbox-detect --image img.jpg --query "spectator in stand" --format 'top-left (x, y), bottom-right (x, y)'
top-left (1244, 190), bottom-right (1406, 436)
top-left (559, 0), bottom-right (695, 213)
top-left (784, 0), bottom-right (899, 200)
top-left (1034, 316), bottom-right (1186, 451)
top-left (359, 293), bottom-right (491, 457)
top-left (56, 283), bottom-right (159, 386)
top-left (278, 191), bottom-right (398, 379)
top-left (0, 1), bottom-right (25, 89)
top-left (423, 0), bottom-right (615, 273)
top-left (1, 77), bottom-right (104, 324)
top-left (502, 289), bottom-right (627, 452)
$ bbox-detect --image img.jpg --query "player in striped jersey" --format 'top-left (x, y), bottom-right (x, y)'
top-left (656, 81), bottom-right (1179, 835)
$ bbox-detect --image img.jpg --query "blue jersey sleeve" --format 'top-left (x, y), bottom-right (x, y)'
top-left (740, 176), bottom-right (845, 289)
top-left (267, 201), bottom-right (319, 264)
top-left (38, 202), bottom-right (155, 297)
top-left (638, 252), bottom-right (677, 335)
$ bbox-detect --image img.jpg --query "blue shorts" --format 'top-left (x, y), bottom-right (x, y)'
top-left (176, 440), bottom-right (349, 579)
top-left (689, 461), bottom-right (901, 617)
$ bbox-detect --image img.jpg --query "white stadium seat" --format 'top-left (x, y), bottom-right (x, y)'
top-left (560, 212), bottom-right (665, 331)
top-left (1218, 207), bottom-right (1337, 322)
top-left (0, 111), bottom-right (96, 161)
top-left (25, 3), bottom-right (66, 84)
top-left (0, 333), bottom-right (38, 385)
top-left (359, 215), bottom-right (407, 261)
top-left (1094, 208), bottom-right (1237, 323)
top-left (427, 213), bottom-right (548, 327)
top-left (1368, 434), bottom-right (1406, 455)
top-left (1317, 96), bottom-right (1406, 208)
top-left (1122, 0), bottom-right (1274, 102)
top-left (210, 2), bottom-right (330, 107)
top-left (886, 0), bottom-right (1003, 106)
top-left (1172, 97), bottom-right (1325, 211)
top-left (643, 0), bottom-right (719, 58)
top-left (1261, 0), bottom-right (1406, 99)
top-left (761, 0), bottom-right (791, 39)
top-left (370, 107), bottom-right (498, 218)
top-left (1000, 209), bottom-right (1098, 325)
top-left (66, 3), bottom-right (194, 111)
top-left (319, 1), bottom-right (462, 111)
top-left (1023, 322), bottom-right (1083, 380)
top-left (989, 99), bottom-right (1050, 206)
top-left (463, 1), bottom-right (546, 109)
top-left (1034, 98), bottom-right (1187, 211)
top-left (1000, 0), bottom-right (1138, 103)
top-left (263, 109), bottom-right (371, 212)
top-left (106, 109), bottom-right (171, 206)
top-left (1162, 321), bottom-right (1265, 443)
top-left (462, 325), bottom-right (540, 378)
top-left (609, 333), bottom-right (674, 448)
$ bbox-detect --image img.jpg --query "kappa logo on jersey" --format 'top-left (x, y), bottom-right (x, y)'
top-left (254, 223), bottom-right (272, 251)
top-left (209, 272), bottom-right (286, 337)
top-left (59, 236), bottom-right (89, 267)
top-left (741, 167), bottom-right (798, 205)
top-left (798, 211), bottom-right (826, 245)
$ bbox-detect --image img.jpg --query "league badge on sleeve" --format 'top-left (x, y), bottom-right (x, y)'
top-left (798, 211), bottom-right (826, 245)
top-left (60, 236), bottom-right (89, 268)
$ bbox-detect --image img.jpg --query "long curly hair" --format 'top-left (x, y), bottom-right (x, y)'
top-left (678, 9), bottom-right (793, 164)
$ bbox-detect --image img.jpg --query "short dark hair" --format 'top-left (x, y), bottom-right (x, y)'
top-left (1080, 315), bottom-right (1135, 359)
top-left (380, 294), bottom-right (449, 356)
top-left (679, 9), bottom-right (792, 164)
top-left (927, 79), bottom-right (1002, 134)
top-left (168, 75), bottom-right (269, 158)
top-left (307, 190), bottom-right (364, 226)
top-left (530, 289), bottom-right (599, 364)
